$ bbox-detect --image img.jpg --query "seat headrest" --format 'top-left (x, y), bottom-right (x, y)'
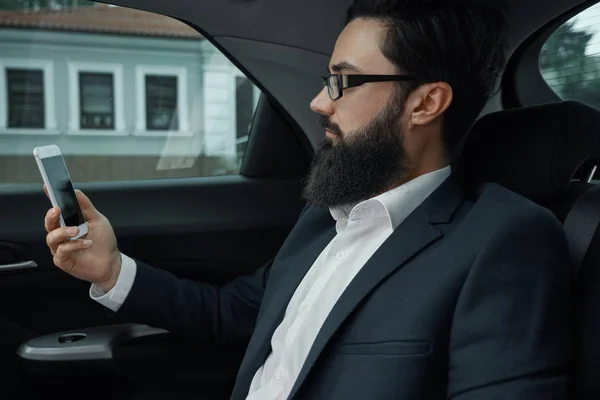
top-left (456, 101), bottom-right (600, 203)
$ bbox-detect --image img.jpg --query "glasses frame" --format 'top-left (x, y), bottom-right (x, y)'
top-left (321, 74), bottom-right (419, 101)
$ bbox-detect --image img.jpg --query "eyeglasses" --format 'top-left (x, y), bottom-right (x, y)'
top-left (321, 74), bottom-right (419, 101)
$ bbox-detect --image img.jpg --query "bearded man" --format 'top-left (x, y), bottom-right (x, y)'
top-left (44, 0), bottom-right (572, 399)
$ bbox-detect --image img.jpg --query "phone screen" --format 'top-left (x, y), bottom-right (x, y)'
top-left (41, 155), bottom-right (85, 227)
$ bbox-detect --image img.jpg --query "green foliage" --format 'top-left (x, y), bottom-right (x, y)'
top-left (540, 20), bottom-right (600, 109)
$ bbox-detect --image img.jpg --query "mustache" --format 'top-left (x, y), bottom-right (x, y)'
top-left (319, 115), bottom-right (343, 136)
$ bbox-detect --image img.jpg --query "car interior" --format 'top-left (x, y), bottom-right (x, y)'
top-left (1, 0), bottom-right (600, 399)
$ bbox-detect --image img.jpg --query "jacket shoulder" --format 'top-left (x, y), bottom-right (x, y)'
top-left (472, 182), bottom-right (558, 223)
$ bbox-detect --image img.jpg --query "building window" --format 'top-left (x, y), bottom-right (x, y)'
top-left (134, 66), bottom-right (188, 135)
top-left (79, 72), bottom-right (114, 130)
top-left (145, 75), bottom-right (178, 131)
top-left (6, 68), bottom-right (45, 128)
top-left (0, 58), bottom-right (55, 133)
top-left (68, 61), bottom-right (124, 134)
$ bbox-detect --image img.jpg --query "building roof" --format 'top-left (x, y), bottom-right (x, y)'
top-left (0, 5), bottom-right (203, 39)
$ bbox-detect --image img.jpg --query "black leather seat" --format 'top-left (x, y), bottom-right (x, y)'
top-left (456, 100), bottom-right (600, 399)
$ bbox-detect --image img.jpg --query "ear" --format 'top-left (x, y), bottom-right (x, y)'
top-left (407, 82), bottom-right (453, 127)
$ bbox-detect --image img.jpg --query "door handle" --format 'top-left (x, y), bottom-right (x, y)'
top-left (0, 260), bottom-right (38, 272)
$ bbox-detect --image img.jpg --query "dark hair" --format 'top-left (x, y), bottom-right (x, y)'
top-left (347, 0), bottom-right (508, 155)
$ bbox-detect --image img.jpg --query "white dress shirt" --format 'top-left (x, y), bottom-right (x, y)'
top-left (90, 166), bottom-right (451, 400)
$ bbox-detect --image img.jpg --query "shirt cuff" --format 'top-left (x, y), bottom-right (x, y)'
top-left (89, 253), bottom-right (137, 312)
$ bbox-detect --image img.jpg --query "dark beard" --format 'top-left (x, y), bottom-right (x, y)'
top-left (302, 98), bottom-right (408, 209)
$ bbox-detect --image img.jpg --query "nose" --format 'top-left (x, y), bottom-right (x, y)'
top-left (310, 86), bottom-right (334, 116)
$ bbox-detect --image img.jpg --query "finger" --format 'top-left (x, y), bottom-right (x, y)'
top-left (46, 226), bottom-right (80, 254)
top-left (75, 190), bottom-right (101, 221)
top-left (44, 207), bottom-right (62, 233)
top-left (43, 184), bottom-right (49, 199)
top-left (54, 239), bottom-right (93, 265)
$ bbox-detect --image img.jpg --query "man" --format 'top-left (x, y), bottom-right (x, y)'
top-left (44, 0), bottom-right (572, 399)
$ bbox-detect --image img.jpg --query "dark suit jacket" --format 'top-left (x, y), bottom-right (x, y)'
top-left (116, 176), bottom-right (572, 399)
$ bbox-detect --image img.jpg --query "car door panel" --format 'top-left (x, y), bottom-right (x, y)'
top-left (0, 176), bottom-right (305, 399)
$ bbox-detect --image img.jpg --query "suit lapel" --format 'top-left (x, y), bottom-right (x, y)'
top-left (288, 176), bottom-right (464, 399)
top-left (231, 209), bottom-right (337, 399)
top-left (251, 222), bottom-right (337, 360)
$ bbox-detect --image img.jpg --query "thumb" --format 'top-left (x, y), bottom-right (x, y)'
top-left (75, 189), bottom-right (101, 221)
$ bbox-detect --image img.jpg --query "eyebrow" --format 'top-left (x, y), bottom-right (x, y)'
top-left (329, 61), bottom-right (363, 74)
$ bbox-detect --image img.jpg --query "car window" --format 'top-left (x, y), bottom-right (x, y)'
top-left (0, 1), bottom-right (260, 184)
top-left (540, 3), bottom-right (600, 109)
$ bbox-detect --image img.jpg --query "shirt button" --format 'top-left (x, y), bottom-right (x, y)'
top-left (301, 305), bottom-right (310, 316)
top-left (336, 251), bottom-right (345, 260)
top-left (275, 368), bottom-right (286, 381)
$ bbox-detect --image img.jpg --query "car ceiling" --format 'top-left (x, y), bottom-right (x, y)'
top-left (107, 0), bottom-right (590, 149)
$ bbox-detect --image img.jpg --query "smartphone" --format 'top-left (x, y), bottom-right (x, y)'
top-left (33, 145), bottom-right (88, 240)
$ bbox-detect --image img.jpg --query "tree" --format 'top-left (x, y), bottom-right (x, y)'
top-left (540, 20), bottom-right (600, 109)
top-left (0, 0), bottom-right (28, 9)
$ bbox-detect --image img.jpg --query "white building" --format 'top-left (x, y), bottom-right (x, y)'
top-left (0, 4), bottom-right (259, 183)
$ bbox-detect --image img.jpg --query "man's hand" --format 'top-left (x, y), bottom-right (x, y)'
top-left (44, 186), bottom-right (121, 292)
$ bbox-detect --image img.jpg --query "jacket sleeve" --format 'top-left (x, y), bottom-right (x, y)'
top-left (113, 204), bottom-right (311, 343)
top-left (447, 206), bottom-right (573, 400)
top-left (116, 257), bottom-right (272, 343)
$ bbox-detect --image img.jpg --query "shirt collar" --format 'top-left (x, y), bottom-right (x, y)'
top-left (330, 166), bottom-right (452, 233)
